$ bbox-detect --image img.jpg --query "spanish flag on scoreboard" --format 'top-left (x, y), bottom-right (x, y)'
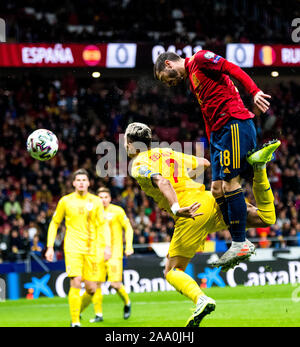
top-left (259, 45), bottom-right (276, 66)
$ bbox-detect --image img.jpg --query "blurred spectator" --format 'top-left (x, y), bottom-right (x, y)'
top-left (0, 225), bottom-right (11, 261)
top-left (4, 192), bottom-right (22, 219)
top-left (9, 229), bottom-right (23, 261)
top-left (31, 234), bottom-right (44, 257)
top-left (21, 230), bottom-right (31, 258)
top-left (0, 0), bottom-right (296, 44)
top-left (135, 210), bottom-right (150, 227)
top-left (36, 184), bottom-right (53, 206)
top-left (28, 221), bottom-right (39, 241)
top-left (256, 227), bottom-right (271, 249)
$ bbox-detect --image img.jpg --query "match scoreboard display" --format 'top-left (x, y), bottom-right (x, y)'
top-left (226, 43), bottom-right (300, 67)
top-left (0, 43), bottom-right (299, 68)
top-left (0, 43), bottom-right (137, 68)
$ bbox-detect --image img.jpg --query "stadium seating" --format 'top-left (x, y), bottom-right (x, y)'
top-left (0, 71), bottom-right (299, 262)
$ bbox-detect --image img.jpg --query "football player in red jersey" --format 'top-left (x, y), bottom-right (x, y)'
top-left (154, 50), bottom-right (275, 269)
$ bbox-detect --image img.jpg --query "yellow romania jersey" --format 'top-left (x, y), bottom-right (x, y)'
top-left (104, 204), bottom-right (133, 259)
top-left (47, 192), bottom-right (110, 255)
top-left (130, 148), bottom-right (206, 216)
top-left (131, 148), bottom-right (227, 258)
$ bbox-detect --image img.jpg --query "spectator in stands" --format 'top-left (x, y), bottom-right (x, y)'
top-left (0, 0), bottom-right (295, 44)
top-left (0, 225), bottom-right (11, 262)
top-left (9, 229), bottom-right (23, 262)
top-left (4, 192), bottom-right (22, 219)
top-left (31, 234), bottom-right (44, 257)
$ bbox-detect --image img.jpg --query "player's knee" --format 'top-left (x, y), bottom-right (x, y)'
top-left (70, 276), bottom-right (82, 288)
top-left (164, 266), bottom-right (184, 278)
top-left (259, 209), bottom-right (276, 226)
top-left (85, 284), bottom-right (97, 296)
top-left (110, 282), bottom-right (122, 290)
top-left (86, 288), bottom-right (96, 296)
top-left (163, 267), bottom-right (170, 278)
top-left (164, 265), bottom-right (175, 278)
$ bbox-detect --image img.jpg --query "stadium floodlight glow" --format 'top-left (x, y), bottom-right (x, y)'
top-left (271, 71), bottom-right (279, 77)
top-left (92, 71), bottom-right (101, 78)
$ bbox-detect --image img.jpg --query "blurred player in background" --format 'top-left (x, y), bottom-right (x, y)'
top-left (154, 50), bottom-right (280, 269)
top-left (125, 122), bottom-right (277, 326)
top-left (85, 187), bottom-right (134, 323)
top-left (45, 169), bottom-right (111, 327)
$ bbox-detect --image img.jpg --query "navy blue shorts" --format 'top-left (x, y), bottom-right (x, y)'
top-left (210, 118), bottom-right (257, 182)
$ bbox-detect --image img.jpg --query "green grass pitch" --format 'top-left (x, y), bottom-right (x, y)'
top-left (0, 283), bottom-right (299, 327)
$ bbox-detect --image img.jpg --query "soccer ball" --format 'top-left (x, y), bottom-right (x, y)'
top-left (26, 129), bottom-right (59, 161)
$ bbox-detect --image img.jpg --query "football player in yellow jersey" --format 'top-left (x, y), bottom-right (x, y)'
top-left (125, 122), bottom-right (277, 327)
top-left (45, 169), bottom-right (111, 327)
top-left (86, 187), bottom-right (134, 323)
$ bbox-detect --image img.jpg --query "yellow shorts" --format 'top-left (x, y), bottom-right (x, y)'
top-left (65, 252), bottom-right (101, 282)
top-left (168, 190), bottom-right (227, 259)
top-left (98, 258), bottom-right (123, 283)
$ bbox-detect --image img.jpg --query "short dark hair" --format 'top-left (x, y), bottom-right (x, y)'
top-left (125, 122), bottom-right (152, 148)
top-left (72, 168), bottom-right (89, 181)
top-left (153, 52), bottom-right (181, 80)
top-left (97, 187), bottom-right (111, 195)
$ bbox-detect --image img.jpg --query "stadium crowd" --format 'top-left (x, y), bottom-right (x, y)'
top-left (0, 70), bottom-right (300, 263)
top-left (1, 0), bottom-right (296, 45)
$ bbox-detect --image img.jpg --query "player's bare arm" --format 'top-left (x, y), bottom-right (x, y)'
top-left (151, 174), bottom-right (202, 219)
top-left (45, 247), bottom-right (54, 262)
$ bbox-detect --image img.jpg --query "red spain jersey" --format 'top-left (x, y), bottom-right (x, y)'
top-left (185, 50), bottom-right (260, 140)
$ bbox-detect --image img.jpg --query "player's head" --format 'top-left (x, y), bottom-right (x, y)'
top-left (124, 122), bottom-right (152, 158)
top-left (153, 52), bottom-right (186, 87)
top-left (72, 168), bottom-right (90, 194)
top-left (97, 187), bottom-right (111, 207)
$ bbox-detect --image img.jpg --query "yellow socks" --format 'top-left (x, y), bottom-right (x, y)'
top-left (68, 287), bottom-right (81, 324)
top-left (92, 287), bottom-right (103, 316)
top-left (166, 268), bottom-right (204, 304)
top-left (117, 285), bottom-right (130, 306)
top-left (89, 285), bottom-right (129, 318)
top-left (253, 168), bottom-right (276, 225)
top-left (80, 291), bottom-right (92, 313)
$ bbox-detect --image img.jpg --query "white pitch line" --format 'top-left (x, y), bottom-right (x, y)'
top-left (0, 297), bottom-right (295, 311)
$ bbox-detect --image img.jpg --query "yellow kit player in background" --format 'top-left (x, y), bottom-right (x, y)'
top-left (45, 169), bottom-right (111, 327)
top-left (85, 187), bottom-right (134, 323)
top-left (125, 122), bottom-right (277, 327)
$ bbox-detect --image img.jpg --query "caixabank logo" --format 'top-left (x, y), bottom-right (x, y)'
top-left (4, 249), bottom-right (300, 299)
top-left (198, 248), bottom-right (300, 288)
top-left (24, 274), bottom-right (54, 299)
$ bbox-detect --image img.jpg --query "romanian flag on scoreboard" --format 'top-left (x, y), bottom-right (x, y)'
top-left (258, 45), bottom-right (276, 66)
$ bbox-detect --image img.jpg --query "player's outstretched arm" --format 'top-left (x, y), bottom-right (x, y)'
top-left (46, 198), bottom-right (66, 258)
top-left (222, 60), bottom-right (271, 113)
top-left (151, 174), bottom-right (202, 219)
